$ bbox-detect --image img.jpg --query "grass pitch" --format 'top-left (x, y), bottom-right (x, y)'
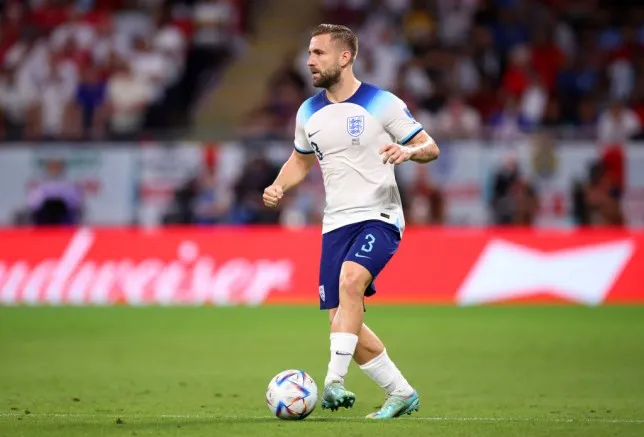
top-left (0, 305), bottom-right (643, 436)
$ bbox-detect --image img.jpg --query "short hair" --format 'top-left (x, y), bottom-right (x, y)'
top-left (311, 24), bottom-right (358, 63)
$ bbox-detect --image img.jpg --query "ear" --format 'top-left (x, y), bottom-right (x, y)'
top-left (340, 50), bottom-right (352, 68)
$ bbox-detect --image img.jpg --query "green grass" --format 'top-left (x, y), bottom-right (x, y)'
top-left (0, 306), bottom-right (643, 436)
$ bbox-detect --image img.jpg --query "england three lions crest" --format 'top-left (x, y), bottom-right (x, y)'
top-left (347, 115), bottom-right (364, 137)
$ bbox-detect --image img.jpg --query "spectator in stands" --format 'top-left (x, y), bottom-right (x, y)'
top-left (192, 0), bottom-right (237, 58)
top-left (519, 71), bottom-right (548, 127)
top-left (162, 168), bottom-right (231, 225)
top-left (467, 75), bottom-right (502, 124)
top-left (468, 24), bottom-right (501, 84)
top-left (229, 154), bottom-right (280, 225)
top-left (510, 177), bottom-right (539, 226)
top-left (72, 64), bottom-right (108, 139)
top-left (192, 169), bottom-right (231, 225)
top-left (36, 57), bottom-right (76, 140)
top-left (489, 94), bottom-right (533, 143)
top-left (597, 99), bottom-right (642, 145)
top-left (574, 97), bottom-right (599, 137)
top-left (49, 7), bottom-right (95, 56)
top-left (396, 56), bottom-right (434, 108)
top-left (0, 65), bottom-right (37, 141)
top-left (530, 28), bottom-right (565, 94)
top-left (449, 45), bottom-right (482, 97)
top-left (163, 174), bottom-right (200, 225)
top-left (152, 9), bottom-right (188, 87)
top-left (434, 94), bottom-right (481, 140)
top-left (354, 26), bottom-right (405, 91)
top-left (403, 0), bottom-right (434, 50)
top-left (90, 15), bottom-right (129, 70)
top-left (404, 165), bottom-right (445, 225)
top-left (490, 155), bottom-right (538, 226)
top-left (129, 35), bottom-right (170, 105)
top-left (501, 44), bottom-right (533, 100)
top-left (489, 4), bottom-right (529, 59)
top-left (27, 158), bottom-right (83, 226)
top-left (555, 51), bottom-right (600, 124)
top-left (607, 54), bottom-right (635, 103)
top-left (573, 160), bottom-right (624, 227)
top-left (105, 60), bottom-right (153, 140)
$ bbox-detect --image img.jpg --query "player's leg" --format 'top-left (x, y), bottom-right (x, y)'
top-left (326, 308), bottom-right (382, 363)
top-left (318, 225), bottom-right (360, 411)
top-left (326, 260), bottom-right (370, 374)
top-left (327, 308), bottom-right (418, 418)
top-left (322, 221), bottom-right (400, 410)
top-left (349, 321), bottom-right (385, 365)
top-left (357, 323), bottom-right (419, 419)
top-left (325, 221), bottom-right (398, 385)
top-left (321, 260), bottom-right (368, 411)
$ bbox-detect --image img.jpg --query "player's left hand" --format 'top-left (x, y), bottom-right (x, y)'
top-left (379, 144), bottom-right (412, 165)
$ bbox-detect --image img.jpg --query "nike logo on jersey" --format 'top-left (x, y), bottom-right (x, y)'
top-left (308, 130), bottom-right (321, 138)
top-left (354, 253), bottom-right (371, 259)
top-left (335, 351), bottom-right (352, 356)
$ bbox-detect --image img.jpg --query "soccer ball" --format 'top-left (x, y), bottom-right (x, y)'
top-left (266, 369), bottom-right (318, 420)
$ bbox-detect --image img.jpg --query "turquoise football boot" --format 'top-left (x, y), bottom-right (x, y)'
top-left (321, 382), bottom-right (356, 411)
top-left (366, 391), bottom-right (419, 419)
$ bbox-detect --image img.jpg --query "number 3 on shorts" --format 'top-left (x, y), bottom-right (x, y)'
top-left (360, 234), bottom-right (376, 254)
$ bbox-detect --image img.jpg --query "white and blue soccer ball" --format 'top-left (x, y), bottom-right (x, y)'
top-left (266, 369), bottom-right (318, 420)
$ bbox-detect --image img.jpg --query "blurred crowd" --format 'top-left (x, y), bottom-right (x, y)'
top-left (245, 0), bottom-right (644, 145)
top-left (0, 0), bottom-right (254, 141)
top-left (236, 0), bottom-right (640, 227)
top-left (4, 0), bottom-right (638, 229)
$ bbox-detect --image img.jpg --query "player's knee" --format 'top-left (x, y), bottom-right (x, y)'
top-left (339, 270), bottom-right (369, 299)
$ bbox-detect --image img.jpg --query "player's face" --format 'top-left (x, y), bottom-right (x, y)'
top-left (307, 35), bottom-right (342, 89)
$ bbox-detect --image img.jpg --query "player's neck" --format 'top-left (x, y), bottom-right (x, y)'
top-left (325, 76), bottom-right (361, 104)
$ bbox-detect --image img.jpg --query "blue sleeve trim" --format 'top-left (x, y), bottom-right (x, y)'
top-left (401, 126), bottom-right (423, 145)
top-left (294, 144), bottom-right (314, 154)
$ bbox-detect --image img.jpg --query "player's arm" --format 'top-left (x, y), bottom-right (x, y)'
top-left (263, 150), bottom-right (316, 208)
top-left (273, 150), bottom-right (317, 193)
top-left (377, 92), bottom-right (440, 165)
top-left (380, 130), bottom-right (440, 165)
top-left (264, 102), bottom-right (318, 208)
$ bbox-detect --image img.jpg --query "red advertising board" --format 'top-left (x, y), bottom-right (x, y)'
top-left (0, 227), bottom-right (642, 306)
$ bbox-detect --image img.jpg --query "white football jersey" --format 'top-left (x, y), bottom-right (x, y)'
top-left (293, 82), bottom-right (423, 235)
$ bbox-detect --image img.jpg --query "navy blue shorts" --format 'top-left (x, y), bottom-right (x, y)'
top-left (318, 220), bottom-right (401, 310)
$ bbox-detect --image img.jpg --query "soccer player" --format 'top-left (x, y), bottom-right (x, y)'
top-left (262, 24), bottom-right (439, 419)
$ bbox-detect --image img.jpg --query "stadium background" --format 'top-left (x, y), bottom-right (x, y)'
top-left (0, 1), bottom-right (643, 436)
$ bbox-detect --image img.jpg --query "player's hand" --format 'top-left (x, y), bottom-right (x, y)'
top-left (380, 144), bottom-right (412, 165)
top-left (263, 184), bottom-right (284, 208)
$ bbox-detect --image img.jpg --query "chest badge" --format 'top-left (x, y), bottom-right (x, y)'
top-left (347, 115), bottom-right (364, 137)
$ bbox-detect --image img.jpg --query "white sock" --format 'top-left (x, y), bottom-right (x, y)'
top-left (359, 348), bottom-right (414, 396)
top-left (324, 332), bottom-right (359, 387)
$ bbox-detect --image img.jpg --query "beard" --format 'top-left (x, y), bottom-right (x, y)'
top-left (312, 63), bottom-right (341, 89)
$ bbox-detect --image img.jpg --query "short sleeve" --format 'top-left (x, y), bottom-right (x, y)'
top-left (294, 105), bottom-right (314, 154)
top-left (379, 92), bottom-right (424, 145)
